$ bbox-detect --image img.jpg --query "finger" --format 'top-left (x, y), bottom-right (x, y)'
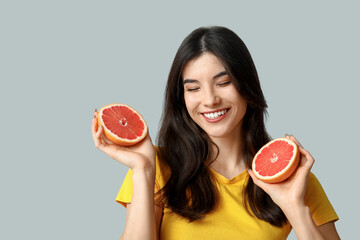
top-left (91, 109), bottom-right (98, 136)
top-left (288, 135), bottom-right (315, 171)
top-left (92, 110), bottom-right (113, 146)
top-left (298, 146), bottom-right (315, 169)
top-left (101, 135), bottom-right (114, 145)
top-left (94, 125), bottom-right (106, 149)
top-left (287, 134), bottom-right (304, 149)
top-left (92, 113), bottom-right (102, 148)
top-left (247, 169), bottom-right (269, 192)
top-left (95, 124), bottom-right (104, 139)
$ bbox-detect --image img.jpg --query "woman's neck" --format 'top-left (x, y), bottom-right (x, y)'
top-left (209, 126), bottom-right (246, 178)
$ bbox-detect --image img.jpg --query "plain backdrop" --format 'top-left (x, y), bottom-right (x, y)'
top-left (1, 1), bottom-right (358, 239)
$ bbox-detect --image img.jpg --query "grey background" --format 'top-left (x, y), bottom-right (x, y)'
top-left (1, 1), bottom-right (358, 239)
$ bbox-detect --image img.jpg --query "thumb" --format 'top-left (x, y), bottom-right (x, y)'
top-left (247, 169), bottom-right (269, 192)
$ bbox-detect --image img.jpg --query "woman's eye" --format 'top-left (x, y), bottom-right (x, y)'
top-left (218, 81), bottom-right (231, 86)
top-left (186, 88), bottom-right (200, 92)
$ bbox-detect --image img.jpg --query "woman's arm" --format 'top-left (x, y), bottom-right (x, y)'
top-left (282, 205), bottom-right (340, 240)
top-left (248, 135), bottom-right (340, 240)
top-left (92, 110), bottom-right (160, 240)
top-left (120, 167), bottom-right (157, 240)
top-left (122, 203), bottom-right (163, 240)
top-left (318, 222), bottom-right (340, 240)
top-left (282, 203), bottom-right (325, 239)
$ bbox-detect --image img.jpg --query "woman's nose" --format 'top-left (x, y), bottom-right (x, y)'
top-left (203, 88), bottom-right (220, 107)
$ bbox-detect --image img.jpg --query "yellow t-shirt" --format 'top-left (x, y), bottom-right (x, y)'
top-left (116, 147), bottom-right (339, 240)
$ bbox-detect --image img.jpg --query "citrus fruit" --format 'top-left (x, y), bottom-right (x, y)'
top-left (97, 103), bottom-right (148, 146)
top-left (252, 138), bottom-right (300, 183)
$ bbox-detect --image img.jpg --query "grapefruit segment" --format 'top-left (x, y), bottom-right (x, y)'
top-left (97, 103), bottom-right (148, 146)
top-left (252, 138), bottom-right (300, 183)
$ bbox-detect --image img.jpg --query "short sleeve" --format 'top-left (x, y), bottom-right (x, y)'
top-left (115, 146), bottom-right (169, 208)
top-left (305, 172), bottom-right (339, 226)
top-left (115, 168), bottom-right (134, 207)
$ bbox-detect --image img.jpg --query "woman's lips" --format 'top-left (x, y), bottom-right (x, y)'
top-left (201, 108), bottom-right (230, 123)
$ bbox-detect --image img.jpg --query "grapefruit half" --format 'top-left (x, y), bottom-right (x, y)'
top-left (97, 103), bottom-right (148, 146)
top-left (252, 138), bottom-right (300, 183)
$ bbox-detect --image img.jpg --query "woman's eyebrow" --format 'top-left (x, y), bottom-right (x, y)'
top-left (213, 70), bottom-right (227, 79)
top-left (183, 79), bottom-right (198, 85)
top-left (183, 71), bottom-right (227, 85)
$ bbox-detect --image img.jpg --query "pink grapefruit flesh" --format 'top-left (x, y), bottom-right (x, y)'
top-left (97, 103), bottom-right (147, 146)
top-left (252, 138), bottom-right (300, 183)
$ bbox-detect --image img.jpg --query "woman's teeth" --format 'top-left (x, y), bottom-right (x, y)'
top-left (203, 109), bottom-right (228, 119)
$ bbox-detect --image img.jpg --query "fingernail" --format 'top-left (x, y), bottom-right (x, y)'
top-left (93, 109), bottom-right (97, 118)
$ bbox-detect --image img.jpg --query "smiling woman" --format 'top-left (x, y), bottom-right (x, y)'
top-left (92, 26), bottom-right (340, 240)
top-left (182, 53), bottom-right (247, 139)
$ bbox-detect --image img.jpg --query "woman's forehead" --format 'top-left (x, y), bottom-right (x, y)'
top-left (182, 53), bottom-right (226, 80)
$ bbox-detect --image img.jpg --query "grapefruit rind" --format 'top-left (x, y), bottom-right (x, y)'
top-left (97, 103), bottom-right (148, 146)
top-left (252, 138), bottom-right (300, 183)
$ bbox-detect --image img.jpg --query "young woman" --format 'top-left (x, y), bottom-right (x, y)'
top-left (91, 26), bottom-right (340, 240)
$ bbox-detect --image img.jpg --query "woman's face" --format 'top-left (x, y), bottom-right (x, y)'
top-left (182, 52), bottom-right (247, 140)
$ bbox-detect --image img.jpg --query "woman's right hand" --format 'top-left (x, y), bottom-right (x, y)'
top-left (91, 109), bottom-right (156, 171)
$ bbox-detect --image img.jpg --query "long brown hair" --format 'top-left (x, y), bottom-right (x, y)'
top-left (156, 26), bottom-right (287, 227)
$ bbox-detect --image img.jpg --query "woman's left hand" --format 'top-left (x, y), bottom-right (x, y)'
top-left (248, 135), bottom-right (315, 212)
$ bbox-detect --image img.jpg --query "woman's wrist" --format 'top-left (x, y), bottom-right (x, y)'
top-left (131, 155), bottom-right (156, 173)
top-left (283, 204), bottom-right (325, 240)
top-left (132, 164), bottom-right (156, 185)
top-left (282, 203), bottom-right (309, 224)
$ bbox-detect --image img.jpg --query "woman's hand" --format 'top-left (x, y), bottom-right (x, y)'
top-left (248, 135), bottom-right (315, 212)
top-left (91, 109), bottom-right (156, 171)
